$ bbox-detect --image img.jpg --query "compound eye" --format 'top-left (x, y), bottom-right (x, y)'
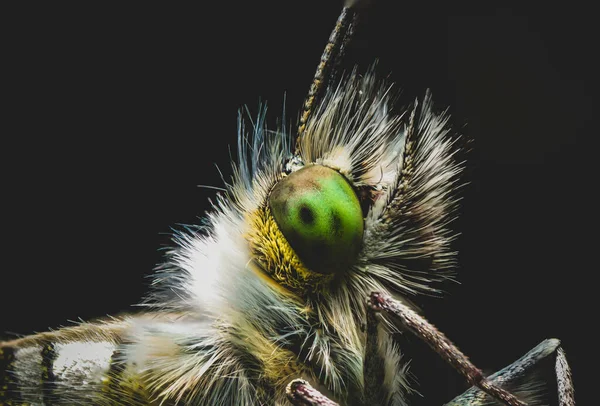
top-left (268, 165), bottom-right (364, 274)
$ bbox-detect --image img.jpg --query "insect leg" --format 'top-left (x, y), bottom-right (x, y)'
top-left (445, 339), bottom-right (575, 406)
top-left (286, 379), bottom-right (340, 406)
top-left (369, 292), bottom-right (526, 406)
top-left (363, 307), bottom-right (387, 404)
top-left (555, 347), bottom-right (575, 406)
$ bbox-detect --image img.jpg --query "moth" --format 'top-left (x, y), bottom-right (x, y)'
top-left (0, 2), bottom-right (576, 406)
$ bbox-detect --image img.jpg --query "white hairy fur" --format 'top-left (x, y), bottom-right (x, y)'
top-left (133, 69), bottom-right (463, 404)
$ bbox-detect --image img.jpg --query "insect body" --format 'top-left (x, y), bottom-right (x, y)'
top-left (1, 2), bottom-right (575, 406)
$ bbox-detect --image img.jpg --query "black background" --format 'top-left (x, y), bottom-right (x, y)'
top-left (2, 1), bottom-right (593, 404)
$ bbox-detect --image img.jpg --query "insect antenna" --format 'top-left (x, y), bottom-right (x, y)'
top-left (295, 2), bottom-right (363, 150)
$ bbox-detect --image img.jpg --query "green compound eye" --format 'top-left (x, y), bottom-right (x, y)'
top-left (269, 165), bottom-right (364, 274)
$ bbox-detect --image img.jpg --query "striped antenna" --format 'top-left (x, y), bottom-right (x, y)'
top-left (295, 4), bottom-right (361, 151)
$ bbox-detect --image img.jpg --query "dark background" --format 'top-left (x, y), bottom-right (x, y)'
top-left (2, 1), bottom-right (593, 404)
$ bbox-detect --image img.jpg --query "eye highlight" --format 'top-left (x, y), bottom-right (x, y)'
top-left (269, 165), bottom-right (364, 274)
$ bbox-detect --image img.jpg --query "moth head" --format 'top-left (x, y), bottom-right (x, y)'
top-left (242, 70), bottom-right (400, 296)
top-left (233, 1), bottom-right (461, 300)
top-left (242, 74), bottom-right (461, 300)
